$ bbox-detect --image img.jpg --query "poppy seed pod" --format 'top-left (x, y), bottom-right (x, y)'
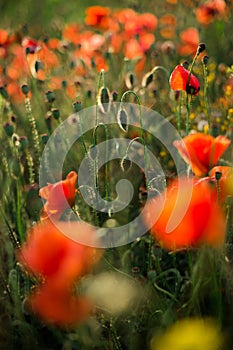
top-left (98, 86), bottom-right (111, 113)
top-left (142, 71), bottom-right (154, 88)
top-left (4, 122), bottom-right (14, 137)
top-left (45, 90), bottom-right (55, 103)
top-left (73, 101), bottom-right (82, 113)
top-left (51, 108), bottom-right (60, 120)
top-left (120, 157), bottom-right (132, 172)
top-left (202, 55), bottom-right (209, 66)
top-left (0, 86), bottom-right (9, 99)
top-left (117, 108), bottom-right (128, 132)
top-left (21, 84), bottom-right (29, 96)
top-left (197, 42), bottom-right (206, 54)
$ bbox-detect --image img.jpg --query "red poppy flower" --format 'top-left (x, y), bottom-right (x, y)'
top-left (22, 37), bottom-right (40, 54)
top-left (17, 220), bottom-right (102, 327)
top-left (28, 281), bottom-right (92, 327)
top-left (196, 0), bottom-right (226, 25)
top-left (169, 64), bottom-right (200, 95)
top-left (173, 133), bottom-right (231, 176)
top-left (39, 171), bottom-right (78, 220)
top-left (178, 28), bottom-right (199, 56)
top-left (143, 178), bottom-right (226, 251)
top-left (18, 219), bottom-right (100, 282)
top-left (85, 6), bottom-right (110, 29)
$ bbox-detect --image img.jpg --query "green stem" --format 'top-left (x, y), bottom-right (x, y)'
top-left (16, 181), bottom-right (23, 243)
top-left (203, 63), bottom-right (210, 131)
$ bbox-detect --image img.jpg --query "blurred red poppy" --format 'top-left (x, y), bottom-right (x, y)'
top-left (17, 219), bottom-right (101, 326)
top-left (196, 0), bottom-right (226, 25)
top-left (29, 281), bottom-right (92, 327)
top-left (143, 178), bottom-right (226, 251)
top-left (169, 64), bottom-right (200, 95)
top-left (39, 171), bottom-right (78, 220)
top-left (173, 133), bottom-right (231, 176)
top-left (178, 28), bottom-right (199, 56)
top-left (85, 6), bottom-right (110, 29)
top-left (17, 219), bottom-right (100, 281)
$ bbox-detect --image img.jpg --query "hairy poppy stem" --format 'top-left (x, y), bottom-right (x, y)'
top-left (120, 91), bottom-right (148, 189)
top-left (202, 56), bottom-right (210, 132)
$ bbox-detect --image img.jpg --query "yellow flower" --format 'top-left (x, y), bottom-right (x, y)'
top-left (151, 318), bottom-right (224, 350)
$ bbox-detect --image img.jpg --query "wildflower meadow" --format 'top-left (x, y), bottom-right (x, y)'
top-left (0, 0), bottom-right (233, 349)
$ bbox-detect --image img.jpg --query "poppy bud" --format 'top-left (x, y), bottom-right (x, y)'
top-left (41, 134), bottom-right (49, 144)
top-left (120, 157), bottom-right (132, 172)
top-left (4, 122), bottom-right (14, 137)
top-left (112, 91), bottom-right (118, 102)
top-left (19, 136), bottom-right (29, 151)
top-left (197, 42), bottom-right (206, 54)
top-left (0, 86), bottom-right (9, 99)
top-left (142, 71), bottom-right (153, 88)
top-left (117, 108), bottom-right (128, 132)
top-left (62, 80), bottom-right (67, 89)
top-left (35, 60), bottom-right (43, 73)
top-left (45, 90), bottom-right (55, 103)
top-left (11, 115), bottom-right (17, 123)
top-left (202, 55), bottom-right (209, 66)
top-left (215, 171), bottom-right (222, 181)
top-left (98, 86), bottom-right (111, 113)
top-left (51, 108), bottom-right (60, 120)
top-left (182, 61), bottom-right (189, 69)
top-left (21, 84), bottom-right (29, 96)
top-left (125, 72), bottom-right (135, 89)
top-left (73, 101), bottom-right (82, 113)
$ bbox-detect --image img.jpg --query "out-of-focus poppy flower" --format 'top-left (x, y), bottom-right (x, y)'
top-left (85, 6), bottom-right (110, 29)
top-left (39, 171), bottom-right (78, 220)
top-left (196, 0), bottom-right (226, 25)
top-left (17, 219), bottom-right (101, 327)
top-left (173, 133), bottom-right (231, 176)
top-left (18, 220), bottom-right (100, 283)
top-left (159, 14), bottom-right (176, 39)
top-left (178, 27), bottom-right (199, 56)
top-left (151, 317), bottom-right (224, 350)
top-left (22, 37), bottom-right (40, 54)
top-left (143, 178), bottom-right (226, 251)
top-left (0, 29), bottom-right (15, 58)
top-left (169, 64), bottom-right (200, 95)
top-left (29, 281), bottom-right (92, 327)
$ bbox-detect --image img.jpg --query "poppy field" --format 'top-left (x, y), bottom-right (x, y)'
top-left (0, 0), bottom-right (233, 349)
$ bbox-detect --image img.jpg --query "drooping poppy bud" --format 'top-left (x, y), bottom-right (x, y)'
top-left (169, 64), bottom-right (200, 95)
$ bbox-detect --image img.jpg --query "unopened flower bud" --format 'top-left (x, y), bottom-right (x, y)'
top-left (19, 136), bottom-right (29, 151)
top-left (45, 90), bottom-right (55, 103)
top-left (41, 134), bottom-right (49, 144)
top-left (21, 84), bottom-right (29, 96)
top-left (142, 71), bottom-right (153, 88)
top-left (197, 42), bottom-right (206, 54)
top-left (202, 55), bottom-right (209, 66)
top-left (117, 108), bottom-right (128, 132)
top-left (4, 122), bottom-right (14, 137)
top-left (0, 86), bottom-right (9, 99)
top-left (51, 108), bottom-right (60, 120)
top-left (72, 101), bottom-right (82, 113)
top-left (215, 171), bottom-right (222, 181)
top-left (120, 157), bottom-right (132, 172)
